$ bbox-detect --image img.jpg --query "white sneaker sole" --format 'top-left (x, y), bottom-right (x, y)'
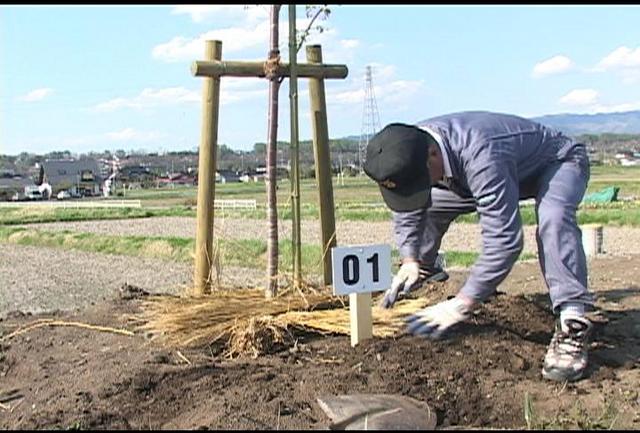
top-left (542, 366), bottom-right (585, 382)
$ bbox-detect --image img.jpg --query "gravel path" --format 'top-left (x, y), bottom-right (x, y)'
top-left (0, 243), bottom-right (264, 319)
top-left (25, 216), bottom-right (640, 256)
top-left (4, 217), bottom-right (640, 319)
top-left (27, 217), bottom-right (492, 250)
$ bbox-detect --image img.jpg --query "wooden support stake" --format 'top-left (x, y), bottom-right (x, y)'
top-left (349, 293), bottom-right (373, 347)
top-left (190, 40), bottom-right (347, 296)
top-left (307, 44), bottom-right (337, 286)
top-left (193, 40), bottom-right (222, 296)
top-left (191, 60), bottom-right (348, 79)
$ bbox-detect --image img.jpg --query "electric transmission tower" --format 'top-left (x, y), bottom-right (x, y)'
top-left (358, 65), bottom-right (381, 172)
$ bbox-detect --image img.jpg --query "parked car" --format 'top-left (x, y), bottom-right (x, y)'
top-left (24, 186), bottom-right (43, 200)
top-left (57, 190), bottom-right (71, 200)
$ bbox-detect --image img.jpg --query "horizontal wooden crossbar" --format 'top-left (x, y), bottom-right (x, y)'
top-left (191, 60), bottom-right (348, 79)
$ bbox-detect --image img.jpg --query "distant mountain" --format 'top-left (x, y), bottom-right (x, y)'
top-left (340, 135), bottom-right (361, 142)
top-left (532, 110), bottom-right (640, 135)
top-left (337, 111), bottom-right (640, 143)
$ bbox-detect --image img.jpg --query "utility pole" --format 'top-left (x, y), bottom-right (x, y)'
top-left (357, 65), bottom-right (381, 172)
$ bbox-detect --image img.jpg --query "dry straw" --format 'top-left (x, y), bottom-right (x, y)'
top-left (135, 208), bottom-right (428, 358)
top-left (133, 281), bottom-right (429, 359)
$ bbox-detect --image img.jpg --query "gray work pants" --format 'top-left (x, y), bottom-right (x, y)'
top-left (419, 146), bottom-right (593, 312)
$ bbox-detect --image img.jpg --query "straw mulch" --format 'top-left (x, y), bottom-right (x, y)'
top-left (133, 286), bottom-right (429, 359)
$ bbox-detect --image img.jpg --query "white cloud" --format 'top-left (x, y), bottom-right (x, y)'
top-left (588, 100), bottom-right (640, 114)
top-left (94, 97), bottom-right (141, 112)
top-left (596, 46), bottom-right (640, 70)
top-left (331, 88), bottom-right (364, 105)
top-left (590, 46), bottom-right (640, 85)
top-left (170, 5), bottom-right (268, 24)
top-left (327, 64), bottom-right (426, 112)
top-left (152, 36), bottom-right (201, 64)
top-left (156, 7), bottom-right (358, 66)
top-left (152, 23), bottom-right (271, 63)
top-left (17, 88), bottom-right (54, 102)
top-left (620, 69), bottom-right (640, 85)
top-left (379, 80), bottom-right (426, 103)
top-left (217, 77), bottom-right (269, 104)
top-left (559, 89), bottom-right (599, 106)
top-left (105, 128), bottom-right (165, 142)
top-left (93, 82), bottom-right (268, 113)
top-left (93, 87), bottom-right (200, 112)
top-left (532, 55), bottom-right (574, 78)
top-left (156, 6), bottom-right (285, 63)
top-left (340, 39), bottom-right (359, 49)
top-left (555, 87), bottom-right (640, 114)
top-left (326, 64), bottom-right (399, 102)
top-left (221, 88), bottom-right (267, 104)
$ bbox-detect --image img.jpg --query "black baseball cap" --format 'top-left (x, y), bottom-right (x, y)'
top-left (363, 123), bottom-right (434, 212)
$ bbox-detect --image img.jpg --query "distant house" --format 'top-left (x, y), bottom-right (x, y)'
top-left (0, 175), bottom-right (35, 201)
top-left (40, 159), bottom-right (103, 197)
top-left (119, 164), bottom-right (151, 181)
top-left (157, 172), bottom-right (196, 187)
top-left (239, 171), bottom-right (264, 183)
top-left (216, 170), bottom-right (242, 184)
top-left (118, 164), bottom-right (155, 188)
top-left (250, 166), bottom-right (289, 181)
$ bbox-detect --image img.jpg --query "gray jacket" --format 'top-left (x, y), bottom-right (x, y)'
top-left (393, 111), bottom-right (584, 298)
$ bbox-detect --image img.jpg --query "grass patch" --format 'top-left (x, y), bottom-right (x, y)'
top-left (0, 227), bottom-right (194, 262)
top-left (225, 200), bottom-right (640, 227)
top-left (6, 165), bottom-right (635, 226)
top-left (4, 191), bottom-right (640, 229)
top-left (452, 202), bottom-right (640, 226)
top-left (523, 392), bottom-right (619, 430)
top-left (0, 226), bottom-right (537, 273)
top-left (0, 206), bottom-right (196, 226)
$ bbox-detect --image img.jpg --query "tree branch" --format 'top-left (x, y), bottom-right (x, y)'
top-left (296, 6), bottom-right (329, 52)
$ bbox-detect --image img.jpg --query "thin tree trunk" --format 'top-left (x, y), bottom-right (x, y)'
top-left (265, 5), bottom-right (281, 298)
top-left (289, 4), bottom-right (301, 289)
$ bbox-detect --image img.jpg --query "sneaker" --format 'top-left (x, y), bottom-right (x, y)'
top-left (419, 251), bottom-right (449, 283)
top-left (542, 316), bottom-right (592, 382)
top-left (419, 265), bottom-right (449, 284)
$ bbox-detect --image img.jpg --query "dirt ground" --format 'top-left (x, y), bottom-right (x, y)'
top-left (1, 255), bottom-right (639, 430)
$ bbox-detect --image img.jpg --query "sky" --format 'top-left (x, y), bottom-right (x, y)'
top-left (2, 4), bottom-right (640, 156)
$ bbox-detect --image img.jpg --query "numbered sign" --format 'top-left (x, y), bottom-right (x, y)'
top-left (331, 244), bottom-right (391, 296)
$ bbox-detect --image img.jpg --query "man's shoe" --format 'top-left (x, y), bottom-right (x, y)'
top-left (419, 265), bottom-right (449, 284)
top-left (542, 316), bottom-right (592, 382)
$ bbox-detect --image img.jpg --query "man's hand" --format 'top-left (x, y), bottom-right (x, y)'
top-left (405, 297), bottom-right (471, 339)
top-left (379, 261), bottom-right (421, 309)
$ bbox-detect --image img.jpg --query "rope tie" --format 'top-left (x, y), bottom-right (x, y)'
top-left (264, 54), bottom-right (281, 79)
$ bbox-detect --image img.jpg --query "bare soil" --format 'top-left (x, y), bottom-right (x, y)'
top-left (1, 255), bottom-right (639, 430)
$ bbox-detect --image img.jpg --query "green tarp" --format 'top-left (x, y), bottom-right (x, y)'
top-left (582, 186), bottom-right (620, 204)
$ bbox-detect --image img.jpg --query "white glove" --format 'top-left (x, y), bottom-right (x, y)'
top-left (405, 297), bottom-right (470, 339)
top-left (379, 261), bottom-right (421, 309)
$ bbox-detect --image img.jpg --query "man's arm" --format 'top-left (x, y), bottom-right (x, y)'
top-left (460, 147), bottom-right (524, 303)
top-left (392, 207), bottom-right (429, 262)
top-left (376, 207), bottom-right (429, 309)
